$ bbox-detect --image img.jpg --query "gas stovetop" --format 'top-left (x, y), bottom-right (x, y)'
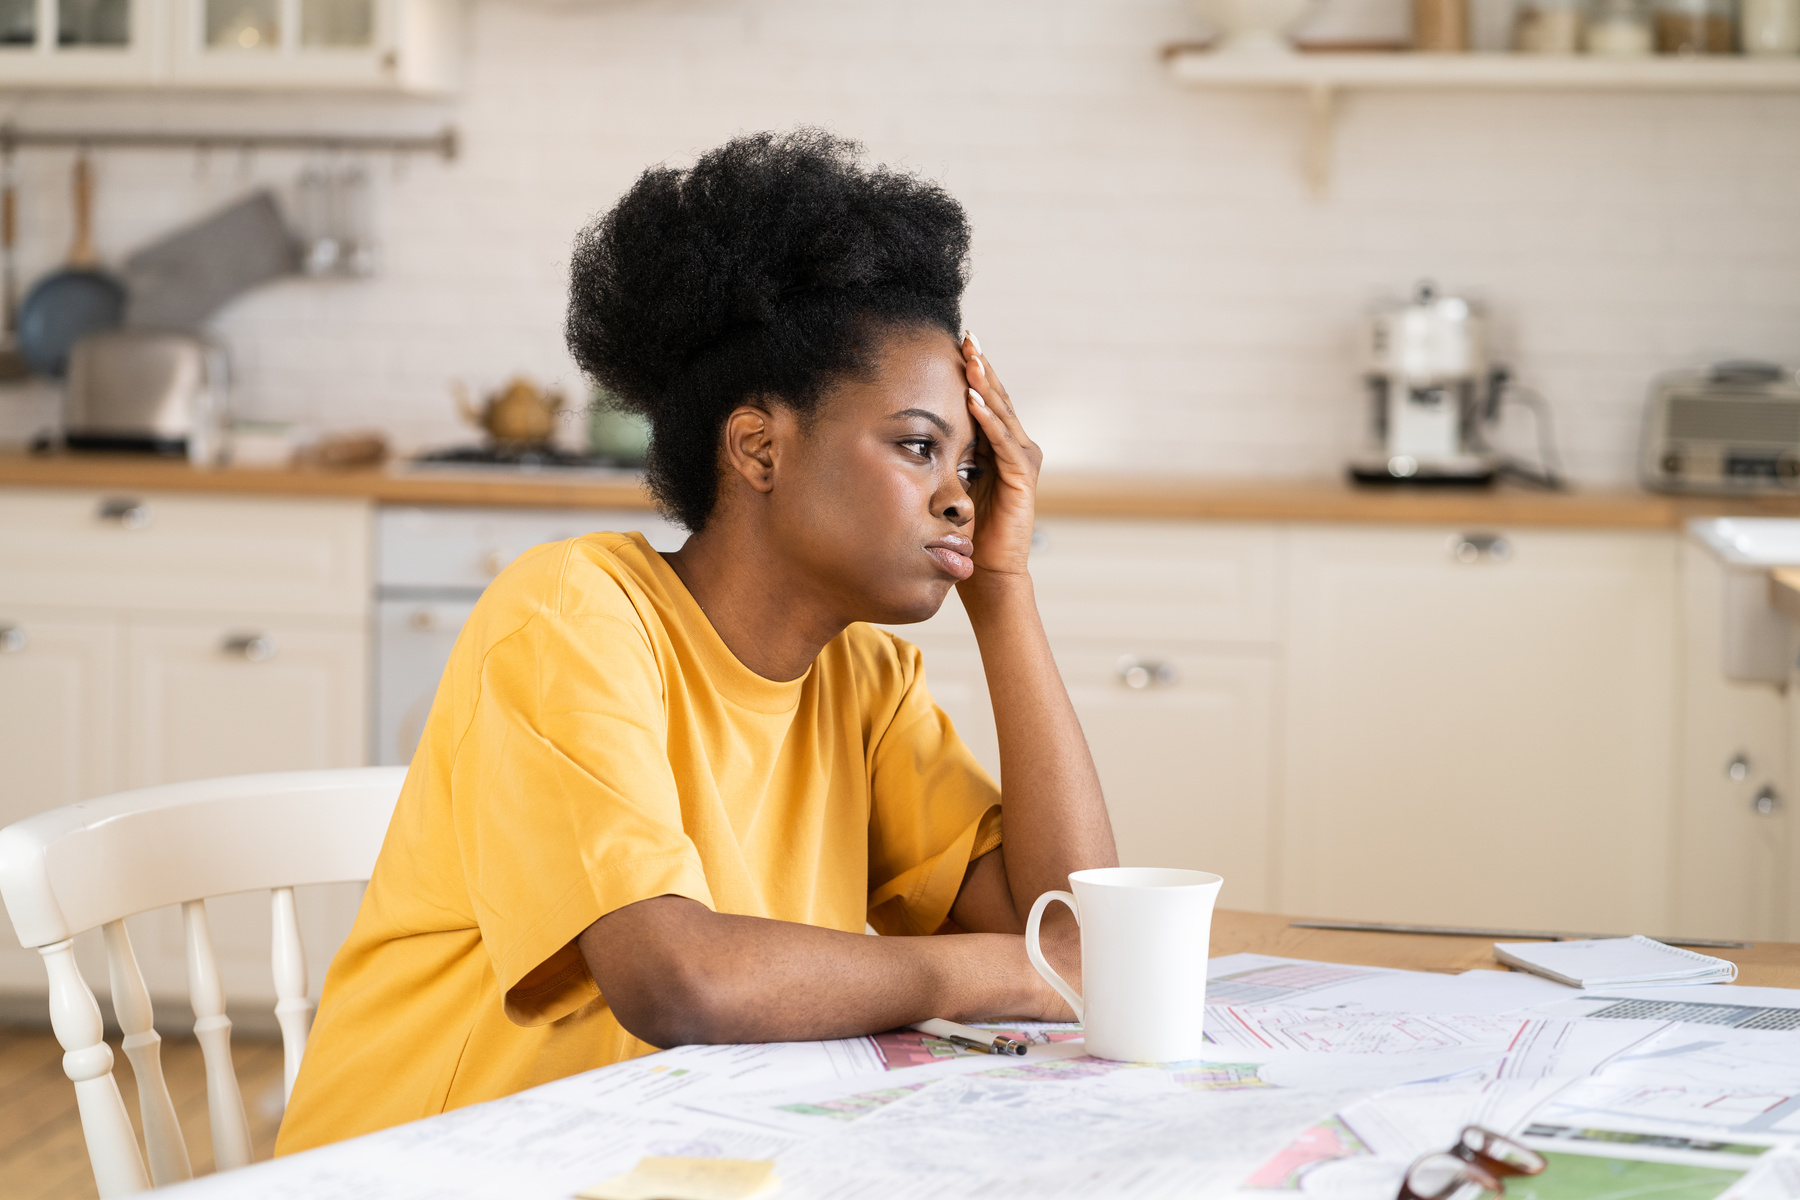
top-left (398, 445), bottom-right (644, 477)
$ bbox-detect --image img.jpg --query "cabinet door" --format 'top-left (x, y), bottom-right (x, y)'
top-left (121, 617), bottom-right (368, 1003)
top-left (1674, 541), bottom-right (1790, 942)
top-left (1280, 527), bottom-right (1678, 933)
top-left (1056, 645), bottom-right (1275, 910)
top-left (0, 608), bottom-right (119, 989)
top-left (125, 617), bottom-right (366, 786)
top-left (904, 636), bottom-right (1277, 911)
top-left (0, 0), bottom-right (159, 84)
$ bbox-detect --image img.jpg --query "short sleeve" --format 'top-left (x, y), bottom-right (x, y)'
top-left (865, 640), bottom-right (1003, 936)
top-left (451, 598), bottom-right (714, 1028)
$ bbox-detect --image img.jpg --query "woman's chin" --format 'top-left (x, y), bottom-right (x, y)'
top-left (859, 578), bottom-right (955, 627)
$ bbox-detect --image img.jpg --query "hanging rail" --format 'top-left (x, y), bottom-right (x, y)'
top-left (0, 123), bottom-right (458, 160)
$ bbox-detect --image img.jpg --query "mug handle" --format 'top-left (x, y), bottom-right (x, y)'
top-left (1025, 890), bottom-right (1084, 1021)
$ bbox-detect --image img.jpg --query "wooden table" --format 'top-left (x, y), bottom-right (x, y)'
top-left (1212, 909), bottom-right (1800, 988)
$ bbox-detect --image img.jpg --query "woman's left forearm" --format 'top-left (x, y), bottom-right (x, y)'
top-left (961, 570), bottom-right (1117, 925)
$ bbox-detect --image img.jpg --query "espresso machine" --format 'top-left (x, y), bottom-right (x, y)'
top-left (1349, 281), bottom-right (1503, 487)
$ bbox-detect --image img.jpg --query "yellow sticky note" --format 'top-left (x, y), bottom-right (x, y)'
top-left (576, 1156), bottom-right (779, 1200)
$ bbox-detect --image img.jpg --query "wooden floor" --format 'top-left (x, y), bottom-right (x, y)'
top-left (0, 1025), bottom-right (286, 1199)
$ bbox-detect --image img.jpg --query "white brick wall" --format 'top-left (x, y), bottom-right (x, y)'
top-left (2, 0), bottom-right (1797, 484)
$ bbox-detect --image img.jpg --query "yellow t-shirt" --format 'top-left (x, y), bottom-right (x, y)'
top-left (276, 531), bottom-right (1001, 1153)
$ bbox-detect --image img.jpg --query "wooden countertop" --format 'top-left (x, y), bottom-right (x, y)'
top-left (8, 451), bottom-right (1800, 526)
top-left (1214, 909), bottom-right (1800, 988)
top-left (1772, 568), bottom-right (1800, 621)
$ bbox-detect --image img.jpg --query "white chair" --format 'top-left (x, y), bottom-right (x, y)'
top-left (0, 767), bottom-right (406, 1196)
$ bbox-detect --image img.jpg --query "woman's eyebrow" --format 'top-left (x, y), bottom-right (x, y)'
top-left (886, 407), bottom-right (953, 436)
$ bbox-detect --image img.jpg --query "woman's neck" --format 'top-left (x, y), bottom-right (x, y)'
top-left (661, 510), bottom-right (850, 684)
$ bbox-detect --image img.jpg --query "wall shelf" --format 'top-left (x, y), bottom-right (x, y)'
top-left (1165, 49), bottom-right (1800, 195)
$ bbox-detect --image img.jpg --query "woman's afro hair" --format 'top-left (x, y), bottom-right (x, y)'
top-left (565, 129), bottom-right (971, 531)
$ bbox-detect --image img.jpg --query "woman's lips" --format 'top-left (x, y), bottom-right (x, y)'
top-left (924, 539), bottom-right (975, 580)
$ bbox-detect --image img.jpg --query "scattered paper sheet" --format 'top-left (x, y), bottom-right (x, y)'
top-left (149, 957), bottom-right (1800, 1200)
top-left (577, 1156), bottom-right (777, 1200)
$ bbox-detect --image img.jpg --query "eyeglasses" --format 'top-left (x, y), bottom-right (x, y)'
top-left (1396, 1126), bottom-right (1548, 1200)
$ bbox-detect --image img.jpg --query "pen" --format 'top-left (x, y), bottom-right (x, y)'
top-left (908, 1018), bottom-right (1029, 1056)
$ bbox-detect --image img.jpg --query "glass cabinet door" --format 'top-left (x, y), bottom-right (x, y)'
top-left (301, 0), bottom-right (372, 46)
top-left (205, 0), bottom-right (278, 49)
top-left (58, 0), bottom-right (130, 44)
top-left (0, 0), bottom-right (34, 46)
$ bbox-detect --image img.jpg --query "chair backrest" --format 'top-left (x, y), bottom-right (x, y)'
top-left (0, 767), bottom-right (406, 1196)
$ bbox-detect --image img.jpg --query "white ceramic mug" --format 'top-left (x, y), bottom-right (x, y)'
top-left (1025, 866), bottom-right (1223, 1063)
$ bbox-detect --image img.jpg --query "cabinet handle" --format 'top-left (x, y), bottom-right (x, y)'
top-left (1030, 527), bottom-right (1049, 553)
top-left (97, 497), bottom-right (151, 529)
top-left (1727, 753), bottom-right (1751, 782)
top-left (1118, 656), bottom-right (1178, 690)
top-left (1450, 532), bottom-right (1511, 563)
top-left (222, 634), bottom-right (277, 663)
top-left (1752, 785), bottom-right (1782, 816)
top-left (0, 624), bottom-right (25, 654)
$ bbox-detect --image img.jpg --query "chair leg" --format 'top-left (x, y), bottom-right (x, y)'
top-left (183, 900), bottom-right (254, 1171)
top-left (41, 938), bottom-right (151, 1197)
top-left (103, 920), bottom-right (193, 1186)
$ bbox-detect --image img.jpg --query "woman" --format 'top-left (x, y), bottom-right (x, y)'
top-left (277, 130), bottom-right (1116, 1153)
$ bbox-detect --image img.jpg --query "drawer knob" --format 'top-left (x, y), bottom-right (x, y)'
top-left (97, 497), bottom-right (151, 529)
top-left (1118, 657), bottom-right (1178, 690)
top-left (1752, 785), bottom-right (1782, 816)
top-left (222, 634), bottom-right (277, 663)
top-left (0, 624), bottom-right (25, 654)
top-left (1727, 752), bottom-right (1751, 782)
top-left (1451, 532), bottom-right (1511, 563)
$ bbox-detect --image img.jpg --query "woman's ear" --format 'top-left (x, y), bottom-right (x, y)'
top-left (721, 402), bottom-right (780, 494)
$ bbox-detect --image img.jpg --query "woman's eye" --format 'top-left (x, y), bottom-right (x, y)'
top-left (958, 463), bottom-right (983, 485)
top-left (900, 438), bottom-right (932, 459)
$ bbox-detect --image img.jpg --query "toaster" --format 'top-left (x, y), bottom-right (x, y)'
top-left (64, 328), bottom-right (229, 463)
top-left (1641, 361), bottom-right (1800, 494)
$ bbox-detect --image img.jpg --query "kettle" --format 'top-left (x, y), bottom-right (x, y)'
top-left (454, 376), bottom-right (565, 447)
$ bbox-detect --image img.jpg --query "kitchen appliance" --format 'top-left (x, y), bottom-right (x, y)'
top-left (374, 505), bottom-right (683, 766)
top-left (63, 328), bottom-right (228, 461)
top-left (1350, 281), bottom-right (1502, 486)
top-left (1641, 361), bottom-right (1800, 494)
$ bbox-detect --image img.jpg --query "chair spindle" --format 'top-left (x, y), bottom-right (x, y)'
top-left (41, 937), bottom-right (150, 1197)
top-left (182, 900), bottom-right (254, 1171)
top-left (102, 921), bottom-right (193, 1186)
top-left (269, 886), bottom-right (312, 1101)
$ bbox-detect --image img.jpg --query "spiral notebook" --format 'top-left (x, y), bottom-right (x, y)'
top-left (1493, 935), bottom-right (1739, 989)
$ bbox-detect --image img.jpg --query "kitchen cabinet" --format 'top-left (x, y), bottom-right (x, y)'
top-left (891, 518), bottom-right (1283, 912)
top-left (0, 486), bottom-right (372, 1010)
top-left (0, 608), bottom-right (121, 997)
top-left (125, 618), bottom-right (366, 786)
top-left (1673, 540), bottom-right (1791, 941)
top-left (0, 0), bottom-right (458, 91)
top-left (1278, 526), bottom-right (1679, 934)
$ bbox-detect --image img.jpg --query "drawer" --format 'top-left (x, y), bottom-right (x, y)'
top-left (0, 488), bottom-right (371, 617)
top-left (1030, 520), bottom-right (1281, 643)
top-left (377, 504), bottom-right (686, 592)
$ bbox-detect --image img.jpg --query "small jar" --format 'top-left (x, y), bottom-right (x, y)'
top-left (1655, 0), bottom-right (1735, 52)
top-left (1586, 0), bottom-right (1655, 52)
top-left (1741, 0), bottom-right (1800, 52)
top-left (1516, 0), bottom-right (1588, 50)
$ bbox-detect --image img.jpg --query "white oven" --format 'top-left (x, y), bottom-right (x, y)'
top-left (373, 505), bottom-right (684, 766)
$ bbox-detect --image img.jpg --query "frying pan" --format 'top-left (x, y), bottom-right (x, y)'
top-left (18, 156), bottom-right (126, 379)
